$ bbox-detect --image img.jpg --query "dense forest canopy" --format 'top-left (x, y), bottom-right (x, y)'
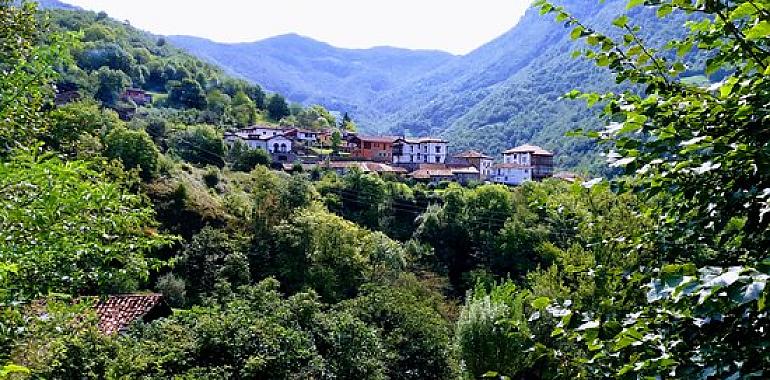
top-left (1, 0), bottom-right (769, 379)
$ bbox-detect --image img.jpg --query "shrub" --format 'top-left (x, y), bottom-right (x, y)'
top-left (202, 166), bottom-right (220, 188)
top-left (104, 127), bottom-right (160, 180)
top-left (156, 273), bottom-right (186, 308)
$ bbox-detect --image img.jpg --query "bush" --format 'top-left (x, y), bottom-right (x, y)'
top-left (345, 276), bottom-right (460, 380)
top-left (227, 140), bottom-right (270, 172)
top-left (455, 282), bottom-right (534, 378)
top-left (104, 127), bottom-right (160, 180)
top-left (156, 273), bottom-right (187, 308)
top-left (202, 166), bottom-right (220, 188)
top-left (178, 227), bottom-right (246, 302)
top-left (170, 125), bottom-right (225, 167)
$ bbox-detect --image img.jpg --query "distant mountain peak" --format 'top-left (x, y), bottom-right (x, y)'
top-left (33, 0), bottom-right (81, 10)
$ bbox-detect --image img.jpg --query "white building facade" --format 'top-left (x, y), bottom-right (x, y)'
top-left (224, 131), bottom-right (293, 154)
top-left (492, 163), bottom-right (533, 185)
top-left (492, 144), bottom-right (554, 185)
top-left (392, 138), bottom-right (448, 165)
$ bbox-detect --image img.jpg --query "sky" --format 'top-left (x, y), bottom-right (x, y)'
top-left (60, 0), bottom-right (533, 55)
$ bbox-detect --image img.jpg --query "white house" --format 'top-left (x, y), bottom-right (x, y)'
top-left (492, 163), bottom-right (533, 185)
top-left (284, 128), bottom-right (320, 145)
top-left (392, 137), bottom-right (448, 165)
top-left (224, 130), bottom-right (293, 154)
top-left (492, 144), bottom-right (554, 185)
top-left (240, 126), bottom-right (287, 138)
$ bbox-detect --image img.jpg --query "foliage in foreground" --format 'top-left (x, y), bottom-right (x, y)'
top-left (456, 0), bottom-right (770, 378)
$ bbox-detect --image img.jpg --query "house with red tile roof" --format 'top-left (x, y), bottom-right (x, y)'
top-left (347, 135), bottom-right (398, 162)
top-left (91, 293), bottom-right (172, 334)
top-left (493, 144), bottom-right (555, 185)
top-left (450, 150), bottom-right (494, 179)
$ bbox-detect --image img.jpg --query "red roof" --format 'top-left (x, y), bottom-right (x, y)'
top-left (410, 169), bottom-right (454, 179)
top-left (395, 137), bottom-right (448, 144)
top-left (351, 135), bottom-right (398, 144)
top-left (92, 294), bottom-right (172, 334)
top-left (503, 144), bottom-right (553, 156)
top-left (453, 150), bottom-right (492, 159)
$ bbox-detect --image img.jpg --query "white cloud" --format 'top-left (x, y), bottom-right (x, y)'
top-left (60, 0), bottom-right (533, 54)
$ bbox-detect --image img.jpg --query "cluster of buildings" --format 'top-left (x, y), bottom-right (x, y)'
top-left (224, 125), bottom-right (556, 186)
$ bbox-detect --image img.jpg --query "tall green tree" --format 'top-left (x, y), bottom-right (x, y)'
top-left (170, 124), bottom-right (225, 167)
top-left (167, 78), bottom-right (208, 110)
top-left (93, 66), bottom-right (130, 104)
top-left (0, 154), bottom-right (173, 296)
top-left (0, 0), bottom-right (74, 153)
top-left (231, 90), bottom-right (257, 126)
top-left (267, 94), bottom-right (290, 121)
top-left (104, 127), bottom-right (160, 180)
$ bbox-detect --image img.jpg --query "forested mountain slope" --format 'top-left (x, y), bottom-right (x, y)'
top-left (375, 0), bottom-right (700, 169)
top-left (168, 34), bottom-right (455, 120)
top-left (167, 0), bottom-right (701, 171)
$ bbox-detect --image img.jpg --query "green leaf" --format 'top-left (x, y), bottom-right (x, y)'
top-left (720, 77), bottom-right (738, 98)
top-left (657, 4), bottom-right (673, 18)
top-left (532, 296), bottom-right (551, 309)
top-left (0, 364), bottom-right (30, 376)
top-left (613, 15), bottom-right (629, 28)
top-left (730, 3), bottom-right (757, 21)
top-left (677, 41), bottom-right (693, 57)
top-left (570, 26), bottom-right (585, 40)
top-left (627, 0), bottom-right (644, 10)
top-left (745, 21), bottom-right (770, 40)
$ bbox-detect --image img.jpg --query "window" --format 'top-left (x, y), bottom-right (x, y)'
top-left (434, 156), bottom-right (439, 163)
top-left (364, 142), bottom-right (372, 149)
top-left (273, 143), bottom-right (279, 152)
top-left (435, 146), bottom-right (441, 153)
top-left (280, 143), bottom-right (287, 152)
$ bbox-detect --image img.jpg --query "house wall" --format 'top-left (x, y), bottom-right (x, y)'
top-left (480, 159), bottom-right (494, 179)
top-left (504, 152), bottom-right (532, 165)
top-left (493, 167), bottom-right (532, 185)
top-left (248, 128), bottom-right (285, 137)
top-left (265, 136), bottom-right (293, 154)
top-left (393, 142), bottom-right (447, 164)
top-left (532, 154), bottom-right (554, 180)
top-left (352, 141), bottom-right (393, 162)
top-left (454, 172), bottom-right (481, 184)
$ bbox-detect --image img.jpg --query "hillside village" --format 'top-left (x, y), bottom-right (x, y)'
top-left (224, 125), bottom-right (562, 185)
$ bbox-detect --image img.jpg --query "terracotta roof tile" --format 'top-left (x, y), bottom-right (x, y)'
top-left (396, 137), bottom-right (448, 144)
top-left (453, 150), bottom-right (492, 159)
top-left (351, 135), bottom-right (399, 144)
top-left (503, 144), bottom-right (553, 156)
top-left (92, 294), bottom-right (171, 334)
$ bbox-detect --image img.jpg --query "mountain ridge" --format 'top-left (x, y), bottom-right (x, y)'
top-left (152, 1), bottom-right (700, 170)
top-left (168, 33), bottom-right (456, 123)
